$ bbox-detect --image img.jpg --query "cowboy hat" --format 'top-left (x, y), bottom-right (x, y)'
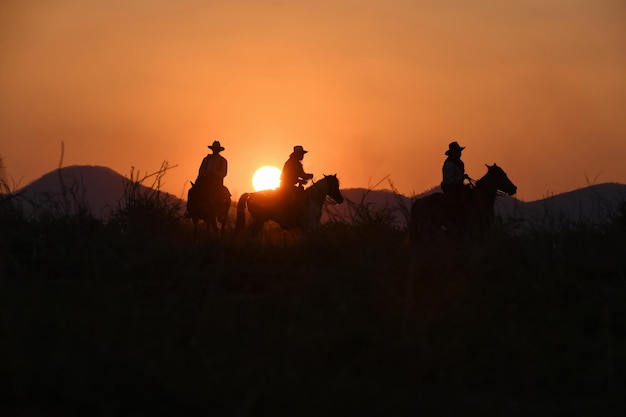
top-left (208, 140), bottom-right (225, 151)
top-left (445, 141), bottom-right (465, 155)
top-left (292, 145), bottom-right (308, 154)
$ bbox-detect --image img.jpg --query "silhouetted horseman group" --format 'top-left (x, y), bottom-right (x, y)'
top-left (185, 139), bottom-right (518, 244)
top-left (185, 143), bottom-right (335, 240)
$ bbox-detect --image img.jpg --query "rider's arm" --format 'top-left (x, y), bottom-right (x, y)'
top-left (295, 162), bottom-right (312, 182)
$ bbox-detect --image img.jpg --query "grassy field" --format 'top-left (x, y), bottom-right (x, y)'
top-left (2, 181), bottom-right (625, 416)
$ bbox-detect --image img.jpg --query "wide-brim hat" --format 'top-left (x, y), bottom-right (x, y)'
top-left (445, 141), bottom-right (465, 155)
top-left (208, 140), bottom-right (225, 151)
top-left (292, 145), bottom-right (308, 155)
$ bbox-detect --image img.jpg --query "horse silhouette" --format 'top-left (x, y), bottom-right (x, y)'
top-left (235, 174), bottom-right (344, 239)
top-left (410, 163), bottom-right (517, 247)
top-left (185, 179), bottom-right (231, 240)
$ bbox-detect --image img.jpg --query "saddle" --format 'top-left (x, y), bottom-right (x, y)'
top-left (214, 184), bottom-right (231, 203)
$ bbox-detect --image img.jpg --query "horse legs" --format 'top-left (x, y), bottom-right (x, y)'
top-left (219, 216), bottom-right (230, 239)
top-left (248, 219), bottom-right (264, 239)
top-left (207, 217), bottom-right (219, 238)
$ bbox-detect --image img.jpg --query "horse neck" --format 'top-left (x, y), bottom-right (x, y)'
top-left (473, 177), bottom-right (498, 210)
top-left (307, 179), bottom-right (328, 206)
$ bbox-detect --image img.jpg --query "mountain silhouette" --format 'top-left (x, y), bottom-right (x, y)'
top-left (499, 182), bottom-right (626, 227)
top-left (11, 165), bottom-right (626, 228)
top-left (12, 165), bottom-right (184, 219)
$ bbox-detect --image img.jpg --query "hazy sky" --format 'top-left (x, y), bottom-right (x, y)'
top-left (2, 0), bottom-right (625, 201)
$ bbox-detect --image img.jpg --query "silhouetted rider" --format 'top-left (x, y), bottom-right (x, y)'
top-left (196, 140), bottom-right (230, 203)
top-left (279, 145), bottom-right (313, 222)
top-left (281, 145), bottom-right (313, 189)
top-left (441, 141), bottom-right (471, 229)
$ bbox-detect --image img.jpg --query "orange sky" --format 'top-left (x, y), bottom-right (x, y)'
top-left (1, 0), bottom-right (625, 201)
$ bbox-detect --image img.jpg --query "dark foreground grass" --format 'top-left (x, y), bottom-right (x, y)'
top-left (2, 193), bottom-right (625, 416)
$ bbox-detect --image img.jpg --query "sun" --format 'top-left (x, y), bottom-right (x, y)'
top-left (252, 165), bottom-right (281, 191)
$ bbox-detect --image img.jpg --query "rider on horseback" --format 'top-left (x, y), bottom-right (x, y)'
top-left (441, 141), bottom-right (472, 231)
top-left (279, 145), bottom-right (314, 224)
top-left (195, 140), bottom-right (230, 206)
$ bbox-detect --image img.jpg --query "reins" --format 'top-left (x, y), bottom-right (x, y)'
top-left (308, 178), bottom-right (340, 205)
top-left (471, 175), bottom-right (507, 197)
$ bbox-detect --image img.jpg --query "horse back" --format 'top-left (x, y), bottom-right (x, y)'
top-left (410, 192), bottom-right (446, 241)
top-left (411, 192), bottom-right (444, 213)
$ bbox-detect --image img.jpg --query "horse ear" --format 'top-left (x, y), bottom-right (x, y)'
top-left (485, 164), bottom-right (490, 169)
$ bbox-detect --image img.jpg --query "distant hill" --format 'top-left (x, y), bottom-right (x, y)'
top-left (12, 165), bottom-right (184, 219)
top-left (8, 165), bottom-right (626, 227)
top-left (498, 182), bottom-right (626, 228)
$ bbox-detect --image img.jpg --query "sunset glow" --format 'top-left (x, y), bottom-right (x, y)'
top-left (252, 166), bottom-right (281, 191)
top-left (0, 1), bottom-right (625, 201)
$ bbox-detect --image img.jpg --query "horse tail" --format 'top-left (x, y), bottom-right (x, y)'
top-left (235, 193), bottom-right (250, 234)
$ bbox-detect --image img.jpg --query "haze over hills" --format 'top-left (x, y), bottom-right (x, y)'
top-left (8, 165), bottom-right (626, 227)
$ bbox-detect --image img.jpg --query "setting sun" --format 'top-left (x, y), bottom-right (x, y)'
top-left (252, 166), bottom-right (282, 191)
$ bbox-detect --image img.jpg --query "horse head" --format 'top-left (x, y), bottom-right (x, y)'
top-left (484, 163), bottom-right (517, 196)
top-left (323, 174), bottom-right (344, 204)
